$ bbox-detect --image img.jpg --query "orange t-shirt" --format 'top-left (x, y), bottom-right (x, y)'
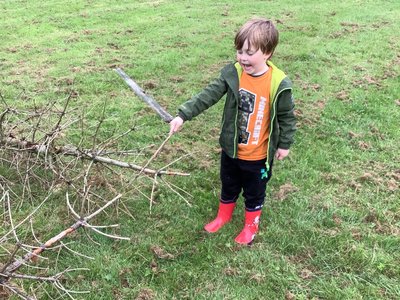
top-left (237, 69), bottom-right (272, 160)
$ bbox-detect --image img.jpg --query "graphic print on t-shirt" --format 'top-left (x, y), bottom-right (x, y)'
top-left (238, 88), bottom-right (256, 144)
top-left (237, 69), bottom-right (272, 161)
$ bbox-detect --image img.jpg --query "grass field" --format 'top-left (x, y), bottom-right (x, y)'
top-left (1, 0), bottom-right (399, 299)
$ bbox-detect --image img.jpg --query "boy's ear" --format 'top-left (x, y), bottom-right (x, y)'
top-left (264, 52), bottom-right (272, 61)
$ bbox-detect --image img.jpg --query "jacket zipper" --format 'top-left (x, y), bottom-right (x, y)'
top-left (233, 106), bottom-right (239, 158)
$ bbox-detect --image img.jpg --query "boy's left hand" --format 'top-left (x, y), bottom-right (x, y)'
top-left (275, 148), bottom-right (289, 160)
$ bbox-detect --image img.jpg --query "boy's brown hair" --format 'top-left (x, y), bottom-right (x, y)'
top-left (234, 18), bottom-right (279, 56)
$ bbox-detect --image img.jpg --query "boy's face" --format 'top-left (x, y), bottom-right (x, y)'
top-left (236, 40), bottom-right (271, 76)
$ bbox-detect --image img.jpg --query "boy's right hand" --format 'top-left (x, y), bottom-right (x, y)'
top-left (169, 116), bottom-right (184, 135)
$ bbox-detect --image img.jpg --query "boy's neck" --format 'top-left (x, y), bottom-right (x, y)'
top-left (250, 65), bottom-right (269, 77)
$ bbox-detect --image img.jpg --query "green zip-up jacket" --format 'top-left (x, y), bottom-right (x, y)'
top-left (178, 61), bottom-right (296, 170)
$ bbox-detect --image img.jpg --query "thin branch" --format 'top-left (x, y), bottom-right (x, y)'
top-left (80, 160), bottom-right (94, 217)
top-left (83, 228), bottom-right (101, 246)
top-left (86, 225), bottom-right (130, 241)
top-left (1, 282), bottom-right (35, 300)
top-left (0, 188), bottom-right (53, 244)
top-left (7, 191), bottom-right (20, 243)
top-left (66, 192), bottom-right (80, 220)
top-left (0, 108), bottom-right (10, 142)
top-left (161, 177), bottom-right (192, 207)
top-left (1, 267), bottom-right (89, 283)
top-left (84, 194), bottom-right (122, 221)
top-left (84, 224), bottom-right (119, 229)
top-left (0, 243), bottom-right (21, 274)
top-left (157, 152), bottom-right (193, 173)
top-left (51, 93), bottom-right (72, 135)
top-left (149, 173), bottom-right (158, 213)
top-left (31, 100), bottom-right (57, 143)
top-left (96, 126), bottom-right (136, 150)
top-left (1, 273), bottom-right (57, 282)
top-left (54, 280), bottom-right (90, 295)
top-left (60, 242), bottom-right (94, 260)
top-left (160, 176), bottom-right (193, 198)
top-left (135, 133), bottom-right (173, 179)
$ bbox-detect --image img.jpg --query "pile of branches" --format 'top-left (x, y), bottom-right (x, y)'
top-left (0, 91), bottom-right (191, 299)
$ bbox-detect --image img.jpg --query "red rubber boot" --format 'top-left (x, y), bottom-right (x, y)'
top-left (204, 202), bottom-right (236, 233)
top-left (234, 210), bottom-right (262, 245)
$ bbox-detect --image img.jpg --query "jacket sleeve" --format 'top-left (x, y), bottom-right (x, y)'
top-left (276, 89), bottom-right (296, 149)
top-left (178, 74), bottom-right (228, 121)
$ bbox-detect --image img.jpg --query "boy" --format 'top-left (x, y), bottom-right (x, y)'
top-left (169, 18), bottom-right (296, 245)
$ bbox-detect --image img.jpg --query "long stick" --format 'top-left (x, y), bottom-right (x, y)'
top-left (115, 68), bottom-right (173, 123)
top-left (2, 137), bottom-right (189, 176)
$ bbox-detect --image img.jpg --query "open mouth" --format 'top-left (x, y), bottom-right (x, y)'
top-left (242, 63), bottom-right (252, 70)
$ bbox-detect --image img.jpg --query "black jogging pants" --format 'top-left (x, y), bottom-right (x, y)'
top-left (220, 151), bottom-right (273, 211)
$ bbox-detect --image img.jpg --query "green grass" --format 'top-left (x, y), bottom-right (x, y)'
top-left (1, 0), bottom-right (399, 299)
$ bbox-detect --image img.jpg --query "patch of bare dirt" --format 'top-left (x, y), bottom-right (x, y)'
top-left (332, 213), bottom-right (342, 226)
top-left (352, 75), bottom-right (383, 89)
top-left (357, 167), bottom-right (399, 191)
top-left (107, 42), bottom-right (120, 50)
top-left (358, 172), bottom-right (376, 183)
top-left (292, 98), bottom-right (322, 128)
top-left (285, 291), bottom-right (296, 300)
top-left (149, 259), bottom-right (160, 274)
top-left (387, 178), bottom-right (399, 191)
top-left (274, 183), bottom-right (298, 201)
top-left (223, 267), bottom-right (240, 276)
top-left (335, 90), bottom-right (349, 101)
top-left (136, 288), bottom-right (155, 300)
top-left (143, 80), bottom-right (158, 90)
top-left (348, 131), bottom-right (361, 139)
top-left (56, 77), bottom-right (75, 86)
top-left (351, 228), bottom-right (362, 240)
top-left (357, 141), bottom-right (371, 150)
top-left (353, 65), bottom-right (367, 72)
top-left (170, 76), bottom-right (184, 83)
top-left (364, 210), bottom-right (379, 223)
top-left (363, 210), bottom-right (400, 236)
top-left (371, 21), bottom-right (391, 29)
top-left (330, 22), bottom-right (362, 38)
top-left (0, 286), bottom-right (11, 299)
top-left (287, 248), bottom-right (315, 265)
top-left (382, 69), bottom-right (397, 79)
top-left (294, 108), bottom-right (304, 118)
top-left (119, 268), bottom-right (131, 288)
top-left (113, 287), bottom-right (123, 299)
top-left (340, 22), bottom-right (360, 28)
top-left (6, 47), bottom-right (18, 53)
top-left (316, 99), bottom-right (327, 109)
top-left (150, 245), bottom-right (175, 259)
top-left (347, 172), bottom-right (378, 191)
top-left (249, 272), bottom-right (264, 283)
top-left (299, 268), bottom-right (314, 280)
top-left (301, 82), bottom-right (321, 93)
top-left (82, 29), bottom-right (95, 35)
